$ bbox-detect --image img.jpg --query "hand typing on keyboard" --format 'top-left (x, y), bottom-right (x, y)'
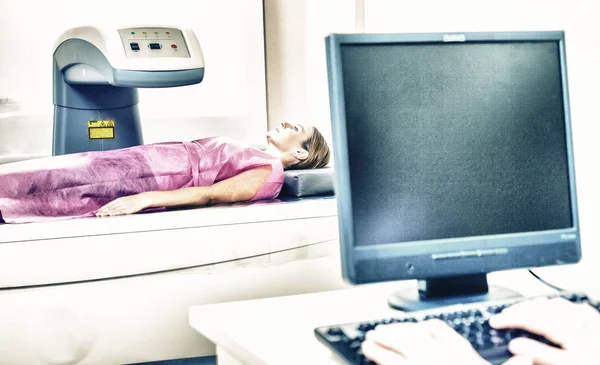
top-left (362, 318), bottom-right (493, 365)
top-left (361, 297), bottom-right (600, 365)
top-left (489, 297), bottom-right (600, 364)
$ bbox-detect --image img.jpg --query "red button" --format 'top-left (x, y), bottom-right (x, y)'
top-left (171, 44), bottom-right (177, 49)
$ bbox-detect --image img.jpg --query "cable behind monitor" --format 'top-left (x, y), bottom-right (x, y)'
top-left (528, 270), bottom-right (566, 292)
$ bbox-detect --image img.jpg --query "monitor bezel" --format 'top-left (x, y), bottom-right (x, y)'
top-left (326, 31), bottom-right (581, 284)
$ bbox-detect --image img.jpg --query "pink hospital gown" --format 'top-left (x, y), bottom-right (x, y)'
top-left (0, 137), bottom-right (284, 224)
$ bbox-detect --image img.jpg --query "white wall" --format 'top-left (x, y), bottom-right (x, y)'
top-left (264, 0), bottom-right (309, 131)
top-left (0, 0), bottom-right (267, 160)
top-left (264, 0), bottom-right (357, 143)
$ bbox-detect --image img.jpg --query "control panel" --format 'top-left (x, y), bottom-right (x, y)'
top-left (118, 27), bottom-right (190, 58)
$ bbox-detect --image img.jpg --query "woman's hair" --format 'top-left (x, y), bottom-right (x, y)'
top-left (292, 127), bottom-right (331, 170)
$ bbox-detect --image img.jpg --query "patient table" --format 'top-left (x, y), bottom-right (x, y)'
top-left (0, 191), bottom-right (344, 364)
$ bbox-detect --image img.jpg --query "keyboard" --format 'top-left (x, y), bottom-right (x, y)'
top-left (314, 293), bottom-right (600, 365)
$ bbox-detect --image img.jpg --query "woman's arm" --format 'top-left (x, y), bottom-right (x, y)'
top-left (96, 165), bottom-right (272, 216)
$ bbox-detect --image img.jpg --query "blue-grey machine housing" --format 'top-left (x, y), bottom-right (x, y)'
top-left (53, 26), bottom-right (205, 155)
top-left (325, 31), bottom-right (581, 295)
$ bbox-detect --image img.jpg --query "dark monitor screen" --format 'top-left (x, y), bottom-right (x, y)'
top-left (326, 32), bottom-right (580, 294)
top-left (342, 41), bottom-right (572, 247)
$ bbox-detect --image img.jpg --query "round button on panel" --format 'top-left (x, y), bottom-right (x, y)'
top-left (171, 44), bottom-right (177, 49)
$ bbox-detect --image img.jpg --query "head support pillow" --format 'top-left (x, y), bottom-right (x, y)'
top-left (281, 167), bottom-right (334, 197)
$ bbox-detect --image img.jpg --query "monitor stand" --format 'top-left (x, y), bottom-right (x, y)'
top-left (388, 273), bottom-right (522, 312)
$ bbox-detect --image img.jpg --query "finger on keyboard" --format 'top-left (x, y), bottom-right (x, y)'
top-left (361, 340), bottom-right (405, 365)
top-left (421, 319), bottom-right (471, 342)
top-left (508, 337), bottom-right (567, 365)
top-left (367, 322), bottom-right (434, 356)
top-left (489, 297), bottom-right (593, 347)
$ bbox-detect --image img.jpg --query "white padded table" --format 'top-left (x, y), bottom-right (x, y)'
top-left (0, 197), bottom-right (338, 288)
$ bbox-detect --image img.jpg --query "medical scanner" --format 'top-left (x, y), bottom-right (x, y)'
top-left (52, 25), bottom-right (205, 155)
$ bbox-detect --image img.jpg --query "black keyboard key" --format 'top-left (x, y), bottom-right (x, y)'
top-left (358, 323), bottom-right (376, 332)
top-left (457, 310), bottom-right (470, 318)
top-left (563, 293), bottom-right (584, 302)
top-left (349, 340), bottom-right (362, 351)
top-left (327, 327), bottom-right (343, 336)
top-left (469, 309), bottom-right (483, 317)
top-left (487, 304), bottom-right (509, 314)
top-left (478, 345), bottom-right (512, 364)
top-left (454, 323), bottom-right (468, 334)
top-left (353, 349), bottom-right (366, 363)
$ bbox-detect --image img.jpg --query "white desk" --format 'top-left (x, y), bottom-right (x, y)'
top-left (189, 265), bottom-right (600, 365)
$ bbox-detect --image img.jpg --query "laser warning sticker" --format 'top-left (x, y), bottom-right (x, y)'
top-left (88, 120), bottom-right (115, 139)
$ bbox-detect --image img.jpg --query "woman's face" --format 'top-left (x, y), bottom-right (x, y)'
top-left (267, 122), bottom-right (314, 152)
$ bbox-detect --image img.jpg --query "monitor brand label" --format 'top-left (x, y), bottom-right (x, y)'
top-left (560, 233), bottom-right (577, 240)
top-left (443, 34), bottom-right (466, 42)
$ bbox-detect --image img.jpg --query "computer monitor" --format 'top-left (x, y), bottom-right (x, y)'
top-left (325, 31), bottom-right (581, 311)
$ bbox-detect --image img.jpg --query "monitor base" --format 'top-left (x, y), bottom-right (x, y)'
top-left (388, 274), bottom-right (523, 312)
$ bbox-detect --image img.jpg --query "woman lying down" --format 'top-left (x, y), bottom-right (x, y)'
top-left (0, 122), bottom-right (330, 224)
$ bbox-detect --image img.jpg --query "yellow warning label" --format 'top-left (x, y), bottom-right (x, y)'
top-left (89, 128), bottom-right (115, 139)
top-left (88, 120), bottom-right (115, 139)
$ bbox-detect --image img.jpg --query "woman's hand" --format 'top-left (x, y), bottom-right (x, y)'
top-left (361, 319), bottom-right (501, 365)
top-left (490, 297), bottom-right (600, 365)
top-left (94, 166), bottom-right (271, 217)
top-left (96, 193), bottom-right (151, 217)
